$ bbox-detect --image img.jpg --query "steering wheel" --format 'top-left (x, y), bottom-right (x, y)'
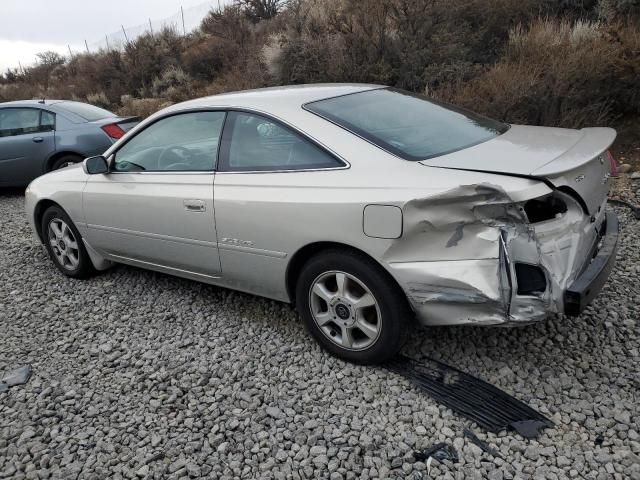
top-left (158, 145), bottom-right (192, 169)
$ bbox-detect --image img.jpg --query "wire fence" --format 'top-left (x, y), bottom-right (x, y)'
top-left (75, 1), bottom-right (229, 54)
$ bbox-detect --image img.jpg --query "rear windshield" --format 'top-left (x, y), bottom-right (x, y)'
top-left (305, 88), bottom-right (509, 161)
top-left (58, 101), bottom-right (115, 121)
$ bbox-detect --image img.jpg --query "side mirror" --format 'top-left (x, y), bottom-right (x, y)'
top-left (83, 155), bottom-right (109, 175)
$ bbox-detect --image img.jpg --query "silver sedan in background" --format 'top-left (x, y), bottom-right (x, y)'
top-left (24, 84), bottom-right (619, 364)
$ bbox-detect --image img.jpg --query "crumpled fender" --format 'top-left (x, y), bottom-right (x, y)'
top-left (384, 182), bottom-right (598, 326)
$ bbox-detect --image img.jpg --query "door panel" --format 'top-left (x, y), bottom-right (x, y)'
top-left (81, 110), bottom-right (226, 276)
top-left (83, 173), bottom-right (221, 275)
top-left (0, 107), bottom-right (55, 185)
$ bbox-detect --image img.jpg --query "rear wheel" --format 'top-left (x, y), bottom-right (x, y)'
top-left (50, 154), bottom-right (82, 171)
top-left (41, 206), bottom-right (95, 278)
top-left (296, 250), bottom-right (412, 364)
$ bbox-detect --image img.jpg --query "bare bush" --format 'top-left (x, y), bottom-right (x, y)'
top-left (151, 66), bottom-right (193, 101)
top-left (118, 96), bottom-right (172, 118)
top-left (435, 18), bottom-right (634, 128)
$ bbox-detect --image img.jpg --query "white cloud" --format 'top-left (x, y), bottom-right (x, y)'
top-left (0, 40), bottom-right (81, 72)
top-left (0, 0), bottom-right (231, 72)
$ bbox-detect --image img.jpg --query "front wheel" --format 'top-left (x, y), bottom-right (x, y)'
top-left (296, 250), bottom-right (412, 364)
top-left (41, 206), bottom-right (95, 278)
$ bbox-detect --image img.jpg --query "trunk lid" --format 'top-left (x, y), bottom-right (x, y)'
top-left (420, 125), bottom-right (616, 214)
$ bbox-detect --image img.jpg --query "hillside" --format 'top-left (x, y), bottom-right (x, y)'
top-left (1, 0), bottom-right (638, 144)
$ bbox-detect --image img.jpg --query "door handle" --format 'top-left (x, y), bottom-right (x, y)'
top-left (32, 137), bottom-right (44, 143)
top-left (183, 199), bottom-right (206, 212)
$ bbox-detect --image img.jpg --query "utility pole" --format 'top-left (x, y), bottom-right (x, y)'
top-left (149, 18), bottom-right (153, 35)
top-left (121, 25), bottom-right (129, 44)
top-left (181, 5), bottom-right (186, 36)
top-left (85, 40), bottom-right (90, 54)
top-left (18, 61), bottom-right (23, 74)
top-left (105, 35), bottom-right (110, 50)
top-left (68, 45), bottom-right (73, 59)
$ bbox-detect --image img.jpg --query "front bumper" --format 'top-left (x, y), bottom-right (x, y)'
top-left (564, 212), bottom-right (619, 316)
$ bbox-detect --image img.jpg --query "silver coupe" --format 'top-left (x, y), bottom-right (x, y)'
top-left (25, 84), bottom-right (619, 364)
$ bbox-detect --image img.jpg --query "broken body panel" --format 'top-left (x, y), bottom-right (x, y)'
top-left (387, 127), bottom-right (618, 326)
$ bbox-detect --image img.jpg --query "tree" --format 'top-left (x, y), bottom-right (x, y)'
top-left (36, 51), bottom-right (65, 67)
top-left (235, 0), bottom-right (287, 22)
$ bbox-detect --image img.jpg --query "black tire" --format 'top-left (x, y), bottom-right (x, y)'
top-left (41, 206), bottom-right (96, 279)
top-left (296, 249), bottom-right (412, 364)
top-left (50, 154), bottom-right (82, 171)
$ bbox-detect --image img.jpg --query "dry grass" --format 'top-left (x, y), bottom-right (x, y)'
top-left (435, 18), bottom-right (637, 129)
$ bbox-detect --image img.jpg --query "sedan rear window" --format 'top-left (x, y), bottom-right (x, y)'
top-left (57, 101), bottom-right (115, 121)
top-left (305, 88), bottom-right (509, 161)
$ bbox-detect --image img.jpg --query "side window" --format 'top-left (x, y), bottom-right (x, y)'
top-left (0, 109), bottom-right (41, 137)
top-left (220, 112), bottom-right (343, 171)
top-left (113, 111), bottom-right (226, 172)
top-left (40, 110), bottom-right (56, 132)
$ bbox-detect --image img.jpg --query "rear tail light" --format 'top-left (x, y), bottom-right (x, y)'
top-left (606, 150), bottom-right (618, 177)
top-left (101, 123), bottom-right (126, 140)
top-left (523, 193), bottom-right (567, 223)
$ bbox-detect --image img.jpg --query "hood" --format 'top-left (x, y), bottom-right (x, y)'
top-left (29, 162), bottom-right (86, 188)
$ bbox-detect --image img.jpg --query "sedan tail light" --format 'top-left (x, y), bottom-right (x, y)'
top-left (101, 123), bottom-right (126, 140)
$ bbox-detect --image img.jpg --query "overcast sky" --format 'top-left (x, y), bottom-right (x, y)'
top-left (0, 0), bottom-right (226, 71)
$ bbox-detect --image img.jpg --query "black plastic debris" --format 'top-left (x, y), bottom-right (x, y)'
top-left (414, 442), bottom-right (459, 464)
top-left (0, 365), bottom-right (33, 393)
top-left (509, 420), bottom-right (549, 438)
top-left (463, 428), bottom-right (503, 458)
top-left (386, 356), bottom-right (553, 438)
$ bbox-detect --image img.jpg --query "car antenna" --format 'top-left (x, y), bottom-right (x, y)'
top-left (38, 97), bottom-right (45, 104)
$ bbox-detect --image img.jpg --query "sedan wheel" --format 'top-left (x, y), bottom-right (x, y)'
top-left (50, 155), bottom-right (82, 171)
top-left (309, 271), bottom-right (382, 351)
top-left (297, 249), bottom-right (412, 364)
top-left (47, 218), bottom-right (80, 271)
top-left (41, 206), bottom-right (95, 279)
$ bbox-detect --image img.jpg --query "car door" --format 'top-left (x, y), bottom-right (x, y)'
top-left (0, 108), bottom-right (56, 186)
top-left (82, 111), bottom-right (226, 277)
top-left (213, 110), bottom-right (346, 298)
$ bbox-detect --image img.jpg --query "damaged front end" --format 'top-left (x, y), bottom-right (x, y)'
top-left (386, 182), bottom-right (618, 326)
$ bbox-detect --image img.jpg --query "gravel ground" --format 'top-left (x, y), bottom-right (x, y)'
top-left (1, 185), bottom-right (639, 480)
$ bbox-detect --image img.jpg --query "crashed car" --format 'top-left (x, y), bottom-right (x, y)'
top-left (24, 85), bottom-right (619, 364)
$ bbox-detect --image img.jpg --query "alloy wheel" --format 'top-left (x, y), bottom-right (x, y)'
top-left (309, 270), bottom-right (382, 351)
top-left (47, 218), bottom-right (80, 271)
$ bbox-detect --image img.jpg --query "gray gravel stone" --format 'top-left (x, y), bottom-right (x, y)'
top-left (0, 191), bottom-right (638, 479)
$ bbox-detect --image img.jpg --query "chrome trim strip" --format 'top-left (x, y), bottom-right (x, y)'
top-left (217, 243), bottom-right (287, 259)
top-left (214, 165), bottom-right (349, 175)
top-left (86, 223), bottom-right (217, 248)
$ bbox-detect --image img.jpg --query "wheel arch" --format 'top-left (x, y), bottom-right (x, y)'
top-left (33, 199), bottom-right (64, 242)
top-left (285, 241), bottom-right (407, 306)
top-left (45, 151), bottom-right (85, 172)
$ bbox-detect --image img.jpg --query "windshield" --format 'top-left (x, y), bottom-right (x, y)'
top-left (58, 101), bottom-right (115, 121)
top-left (305, 88), bottom-right (509, 161)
